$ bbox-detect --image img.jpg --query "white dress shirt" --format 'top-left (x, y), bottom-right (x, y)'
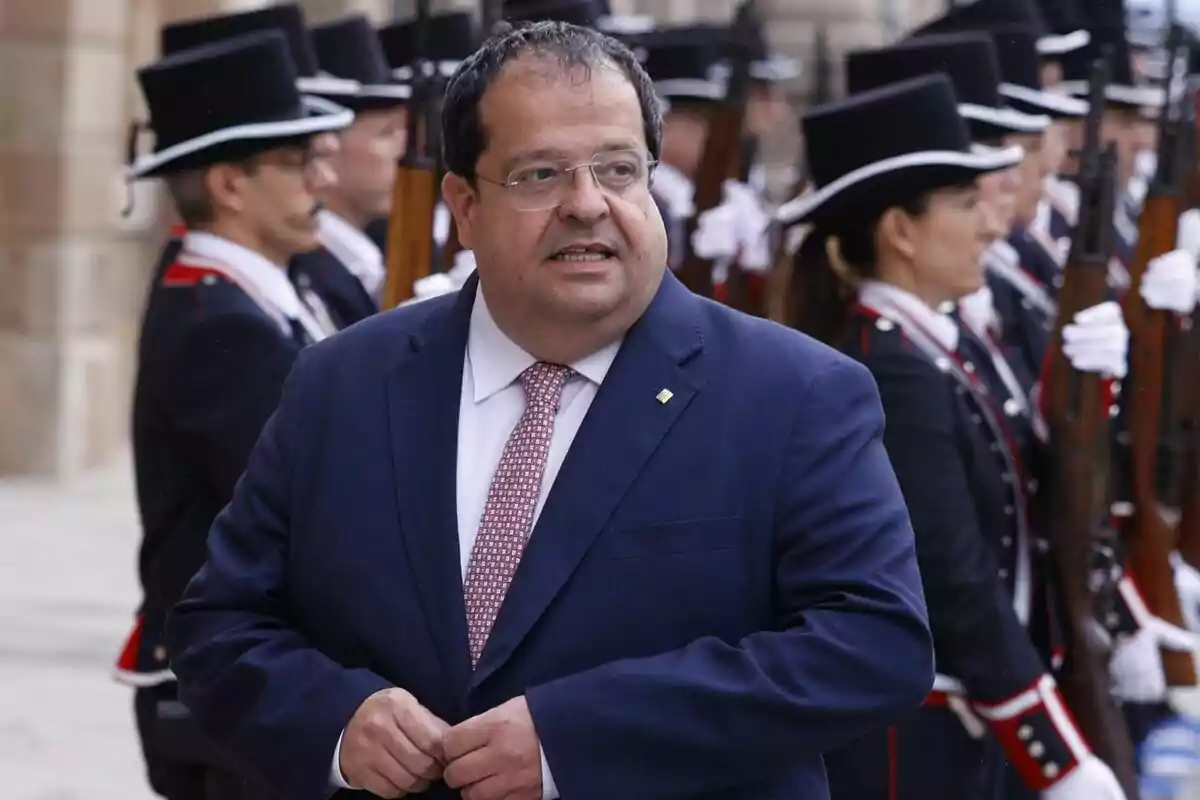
top-left (331, 287), bottom-right (622, 799)
top-left (181, 232), bottom-right (327, 343)
top-left (317, 209), bottom-right (386, 300)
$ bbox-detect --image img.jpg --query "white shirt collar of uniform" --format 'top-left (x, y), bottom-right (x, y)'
top-left (468, 286), bottom-right (622, 402)
top-left (858, 279), bottom-right (960, 352)
top-left (182, 231), bottom-right (324, 340)
top-left (317, 209), bottom-right (385, 294)
top-left (650, 162), bottom-right (696, 219)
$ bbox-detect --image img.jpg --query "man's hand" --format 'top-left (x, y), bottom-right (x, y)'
top-left (339, 688), bottom-right (450, 798)
top-left (443, 696), bottom-right (543, 800)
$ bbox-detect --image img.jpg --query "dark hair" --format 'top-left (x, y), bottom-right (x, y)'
top-left (787, 192), bottom-right (938, 345)
top-left (441, 20), bottom-right (663, 184)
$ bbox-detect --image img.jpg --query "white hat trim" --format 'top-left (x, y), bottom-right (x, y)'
top-left (776, 145), bottom-right (1025, 225)
top-left (392, 60), bottom-right (463, 82)
top-left (357, 83), bottom-right (413, 100)
top-left (131, 103), bottom-right (354, 178)
top-left (999, 83), bottom-right (1089, 116)
top-left (1059, 80), bottom-right (1166, 108)
top-left (597, 14), bottom-right (656, 34)
top-left (958, 102), bottom-right (1050, 132)
top-left (296, 73), bottom-right (363, 96)
top-left (751, 56), bottom-right (802, 82)
top-left (1036, 29), bottom-right (1090, 55)
top-left (654, 78), bottom-right (725, 100)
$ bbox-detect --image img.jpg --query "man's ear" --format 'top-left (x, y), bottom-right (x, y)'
top-left (204, 163), bottom-right (249, 216)
top-left (441, 172), bottom-right (478, 251)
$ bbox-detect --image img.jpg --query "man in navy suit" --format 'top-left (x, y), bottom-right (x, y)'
top-left (167, 21), bottom-right (933, 800)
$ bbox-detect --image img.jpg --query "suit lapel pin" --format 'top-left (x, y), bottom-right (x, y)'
top-left (656, 389), bottom-right (674, 405)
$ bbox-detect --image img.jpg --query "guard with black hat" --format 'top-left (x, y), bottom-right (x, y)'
top-left (112, 29), bottom-right (351, 800)
top-left (290, 13), bottom-right (411, 330)
top-left (641, 23), bottom-right (772, 291)
top-left (777, 72), bottom-right (1128, 800)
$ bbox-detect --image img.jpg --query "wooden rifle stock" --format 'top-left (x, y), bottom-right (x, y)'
top-left (1122, 29), bottom-right (1197, 687)
top-left (1176, 86), bottom-right (1200, 571)
top-left (1041, 58), bottom-right (1139, 795)
top-left (381, 0), bottom-right (439, 309)
top-left (677, 0), bottom-right (757, 300)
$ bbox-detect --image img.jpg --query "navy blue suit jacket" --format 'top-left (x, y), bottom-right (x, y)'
top-left (166, 271), bottom-right (933, 799)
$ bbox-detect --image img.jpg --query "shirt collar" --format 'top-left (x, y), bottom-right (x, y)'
top-left (182, 232), bottom-right (306, 320)
top-left (467, 287), bottom-right (622, 402)
top-left (858, 280), bottom-right (960, 352)
top-left (317, 210), bottom-right (385, 291)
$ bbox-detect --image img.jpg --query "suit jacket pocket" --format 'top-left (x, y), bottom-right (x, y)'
top-left (602, 516), bottom-right (744, 559)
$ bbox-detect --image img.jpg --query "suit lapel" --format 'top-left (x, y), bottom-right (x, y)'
top-left (385, 280), bottom-right (477, 699)
top-left (471, 273), bottom-right (705, 688)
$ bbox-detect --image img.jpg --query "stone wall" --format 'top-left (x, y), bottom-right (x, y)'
top-left (0, 0), bottom-right (943, 478)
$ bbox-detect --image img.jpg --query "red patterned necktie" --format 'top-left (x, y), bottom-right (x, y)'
top-left (463, 361), bottom-right (573, 666)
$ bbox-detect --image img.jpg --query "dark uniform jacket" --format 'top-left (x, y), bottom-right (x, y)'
top-left (824, 283), bottom-right (1091, 798)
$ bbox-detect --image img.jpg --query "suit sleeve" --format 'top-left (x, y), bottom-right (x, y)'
top-left (165, 347), bottom-right (392, 800)
top-left (165, 314), bottom-right (300, 502)
top-left (526, 357), bottom-right (935, 798)
top-left (871, 354), bottom-right (1091, 790)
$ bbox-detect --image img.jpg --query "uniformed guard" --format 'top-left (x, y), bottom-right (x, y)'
top-left (113, 30), bottom-right (352, 800)
top-left (291, 13), bottom-right (411, 330)
top-left (371, 9), bottom-right (481, 262)
top-left (778, 73), bottom-right (1127, 800)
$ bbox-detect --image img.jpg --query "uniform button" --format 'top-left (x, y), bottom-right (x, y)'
top-left (1036, 539), bottom-right (1050, 554)
top-left (1021, 299), bottom-right (1034, 310)
top-left (1043, 763), bottom-right (1059, 779)
top-left (1028, 479), bottom-right (1038, 492)
top-left (153, 646), bottom-right (167, 662)
top-left (1108, 404), bottom-right (1120, 418)
top-left (972, 414), bottom-right (983, 424)
top-left (875, 318), bottom-right (895, 332)
top-left (1001, 535), bottom-right (1013, 547)
top-left (1106, 612), bottom-right (1121, 628)
top-left (1029, 741), bottom-right (1045, 758)
top-left (990, 442), bottom-right (1000, 452)
top-left (1018, 724), bottom-right (1033, 741)
top-left (201, 274), bottom-right (218, 286)
top-left (935, 357), bottom-right (952, 372)
top-left (1003, 398), bottom-right (1021, 417)
top-left (998, 568), bottom-right (1010, 579)
top-left (1004, 505), bottom-right (1015, 515)
top-left (1002, 473), bottom-right (1015, 484)
top-left (964, 361), bottom-right (976, 374)
top-left (1111, 382), bottom-right (1122, 398)
top-left (956, 385), bottom-right (967, 396)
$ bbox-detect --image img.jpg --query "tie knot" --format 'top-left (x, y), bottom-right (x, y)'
top-left (519, 362), bottom-right (572, 407)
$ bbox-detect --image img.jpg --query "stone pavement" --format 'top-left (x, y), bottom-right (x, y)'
top-left (0, 450), bottom-right (155, 799)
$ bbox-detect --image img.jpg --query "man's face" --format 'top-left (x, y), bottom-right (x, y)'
top-left (445, 53), bottom-right (667, 330)
top-left (237, 143), bottom-right (325, 258)
top-left (326, 107), bottom-right (407, 223)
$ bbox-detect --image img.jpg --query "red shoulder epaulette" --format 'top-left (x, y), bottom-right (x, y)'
top-left (160, 262), bottom-right (228, 288)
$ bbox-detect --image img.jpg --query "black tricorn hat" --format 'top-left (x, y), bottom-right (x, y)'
top-left (1032, 0), bottom-right (1091, 49)
top-left (159, 3), bottom-right (363, 104)
top-left (1056, 0), bottom-right (1164, 109)
top-left (377, 11), bottom-right (479, 82)
top-left (642, 25), bottom-right (728, 102)
top-left (777, 74), bottom-right (1022, 228)
top-left (908, 13), bottom-right (1087, 118)
top-left (311, 14), bottom-right (410, 109)
top-left (133, 30), bottom-right (352, 179)
top-left (913, 0), bottom-right (1088, 57)
top-left (846, 32), bottom-right (1049, 140)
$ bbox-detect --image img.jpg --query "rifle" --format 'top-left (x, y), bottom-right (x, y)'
top-left (676, 0), bottom-right (758, 301)
top-left (1122, 23), bottom-right (1198, 688)
top-left (381, 0), bottom-right (439, 309)
top-left (1041, 56), bottom-right (1140, 796)
top-left (788, 24), bottom-right (832, 199)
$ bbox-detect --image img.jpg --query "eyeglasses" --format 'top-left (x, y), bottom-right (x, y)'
top-left (478, 148), bottom-right (658, 212)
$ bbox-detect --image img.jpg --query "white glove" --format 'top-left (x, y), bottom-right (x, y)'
top-left (1041, 754), bottom-right (1127, 799)
top-left (1140, 249), bottom-right (1198, 314)
top-left (1061, 301), bottom-right (1129, 379)
top-left (690, 181), bottom-right (772, 272)
top-left (958, 286), bottom-right (1000, 339)
top-left (1178, 209), bottom-right (1200, 261)
top-left (1110, 627), bottom-right (1167, 703)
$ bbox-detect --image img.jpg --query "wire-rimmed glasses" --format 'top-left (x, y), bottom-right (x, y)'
top-left (478, 148), bottom-right (657, 212)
